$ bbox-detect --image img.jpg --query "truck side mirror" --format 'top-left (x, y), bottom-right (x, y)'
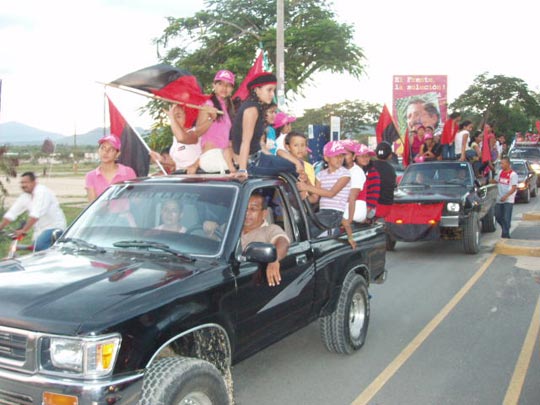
top-left (50, 228), bottom-right (64, 244)
top-left (243, 242), bottom-right (277, 263)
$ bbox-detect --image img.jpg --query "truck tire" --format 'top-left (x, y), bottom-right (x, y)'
top-left (140, 356), bottom-right (229, 405)
top-left (481, 206), bottom-right (496, 233)
top-left (463, 212), bottom-right (480, 254)
top-left (522, 187), bottom-right (531, 203)
top-left (319, 272), bottom-right (370, 354)
top-left (386, 233), bottom-right (397, 251)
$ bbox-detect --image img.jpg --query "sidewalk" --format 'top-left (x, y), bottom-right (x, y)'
top-left (495, 211), bottom-right (540, 257)
top-left (3, 175), bottom-right (87, 206)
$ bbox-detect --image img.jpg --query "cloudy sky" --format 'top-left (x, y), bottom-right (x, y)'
top-left (1, 0), bottom-right (539, 136)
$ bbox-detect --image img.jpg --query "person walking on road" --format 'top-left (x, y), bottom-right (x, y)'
top-left (0, 171), bottom-right (67, 251)
top-left (491, 157), bottom-right (518, 239)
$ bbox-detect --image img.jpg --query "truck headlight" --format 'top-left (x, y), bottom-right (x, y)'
top-left (446, 202), bottom-right (460, 212)
top-left (517, 182), bottom-right (526, 190)
top-left (41, 334), bottom-right (121, 378)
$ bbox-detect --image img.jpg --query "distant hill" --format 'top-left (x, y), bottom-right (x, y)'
top-left (0, 122), bottom-right (149, 146)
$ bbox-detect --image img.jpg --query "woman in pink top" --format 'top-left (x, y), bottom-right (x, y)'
top-left (85, 135), bottom-right (137, 202)
top-left (192, 70), bottom-right (237, 173)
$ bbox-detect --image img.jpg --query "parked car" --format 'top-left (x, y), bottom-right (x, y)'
top-left (0, 172), bottom-right (387, 405)
top-left (495, 158), bottom-right (538, 203)
top-left (508, 141), bottom-right (540, 186)
top-left (387, 161), bottom-right (497, 254)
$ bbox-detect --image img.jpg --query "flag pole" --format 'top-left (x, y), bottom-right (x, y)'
top-left (99, 82), bottom-right (223, 115)
top-left (107, 96), bottom-right (168, 176)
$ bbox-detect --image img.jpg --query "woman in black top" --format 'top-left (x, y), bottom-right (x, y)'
top-left (230, 72), bottom-right (296, 177)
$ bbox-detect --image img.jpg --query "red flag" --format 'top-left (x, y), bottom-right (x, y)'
top-left (402, 128), bottom-right (411, 167)
top-left (536, 120), bottom-right (540, 134)
top-left (108, 96), bottom-right (150, 177)
top-left (481, 125), bottom-right (491, 163)
top-left (440, 118), bottom-right (457, 145)
top-left (110, 64), bottom-right (209, 128)
top-left (375, 105), bottom-right (400, 144)
top-left (232, 52), bottom-right (264, 102)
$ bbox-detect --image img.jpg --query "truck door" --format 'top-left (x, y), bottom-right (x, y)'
top-left (233, 186), bottom-right (315, 358)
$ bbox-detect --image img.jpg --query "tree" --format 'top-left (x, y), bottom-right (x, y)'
top-left (155, 0), bottom-right (365, 95)
top-left (294, 100), bottom-right (382, 138)
top-left (450, 73), bottom-right (540, 136)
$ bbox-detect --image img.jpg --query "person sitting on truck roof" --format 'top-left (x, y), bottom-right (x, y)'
top-left (241, 193), bottom-right (290, 287)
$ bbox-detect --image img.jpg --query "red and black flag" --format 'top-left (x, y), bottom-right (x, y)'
top-left (110, 64), bottom-right (209, 129)
top-left (386, 202), bottom-right (444, 242)
top-left (402, 128), bottom-right (411, 167)
top-left (232, 52), bottom-right (264, 102)
top-left (107, 96), bottom-right (150, 177)
top-left (375, 105), bottom-right (400, 145)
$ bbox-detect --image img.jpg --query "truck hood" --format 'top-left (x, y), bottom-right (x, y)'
top-left (0, 247), bottom-right (220, 336)
top-left (394, 185), bottom-right (468, 203)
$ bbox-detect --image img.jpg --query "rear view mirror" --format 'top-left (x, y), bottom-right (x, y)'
top-left (243, 242), bottom-right (277, 263)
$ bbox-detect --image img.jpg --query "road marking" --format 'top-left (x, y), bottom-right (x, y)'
top-left (352, 252), bottom-right (497, 405)
top-left (503, 294), bottom-right (540, 405)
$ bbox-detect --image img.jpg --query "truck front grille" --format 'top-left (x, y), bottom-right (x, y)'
top-left (0, 332), bottom-right (27, 362)
top-left (0, 388), bottom-right (33, 405)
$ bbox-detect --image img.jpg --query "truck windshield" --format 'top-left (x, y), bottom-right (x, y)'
top-left (62, 183), bottom-right (237, 257)
top-left (400, 163), bottom-right (472, 186)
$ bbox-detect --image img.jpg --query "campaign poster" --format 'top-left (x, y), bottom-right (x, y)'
top-left (392, 75), bottom-right (448, 134)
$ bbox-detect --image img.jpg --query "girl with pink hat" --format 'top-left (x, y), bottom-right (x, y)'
top-left (297, 140), bottom-right (356, 248)
top-left (85, 135), bottom-right (136, 202)
top-left (192, 69), bottom-right (237, 173)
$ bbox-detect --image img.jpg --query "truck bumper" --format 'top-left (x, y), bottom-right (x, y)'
top-left (0, 367), bottom-right (144, 405)
top-left (440, 215), bottom-right (460, 227)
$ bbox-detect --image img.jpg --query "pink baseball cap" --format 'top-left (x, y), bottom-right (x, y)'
top-left (214, 69), bottom-right (235, 85)
top-left (354, 143), bottom-right (375, 156)
top-left (341, 139), bottom-right (359, 153)
top-left (274, 112), bottom-right (297, 129)
top-left (98, 135), bottom-right (121, 150)
top-left (323, 140), bottom-right (347, 157)
top-left (424, 133), bottom-right (434, 140)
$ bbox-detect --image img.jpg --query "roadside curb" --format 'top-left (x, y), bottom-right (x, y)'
top-left (494, 239), bottom-right (540, 257)
top-left (522, 212), bottom-right (540, 221)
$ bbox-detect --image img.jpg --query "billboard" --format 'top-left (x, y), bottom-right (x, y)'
top-left (392, 75), bottom-right (447, 134)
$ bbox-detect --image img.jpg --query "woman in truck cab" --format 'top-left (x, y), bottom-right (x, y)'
top-left (156, 200), bottom-right (186, 233)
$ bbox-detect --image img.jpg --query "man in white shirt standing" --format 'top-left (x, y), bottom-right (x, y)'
top-left (0, 172), bottom-right (66, 251)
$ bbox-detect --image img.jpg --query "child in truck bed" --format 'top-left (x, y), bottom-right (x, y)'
top-left (296, 140), bottom-right (356, 249)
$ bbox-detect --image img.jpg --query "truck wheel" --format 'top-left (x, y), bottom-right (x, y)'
top-left (386, 233), bottom-right (397, 251)
top-left (140, 357), bottom-right (229, 405)
top-left (319, 272), bottom-right (370, 354)
top-left (463, 213), bottom-right (480, 254)
top-left (481, 206), bottom-right (496, 233)
top-left (523, 187), bottom-right (531, 203)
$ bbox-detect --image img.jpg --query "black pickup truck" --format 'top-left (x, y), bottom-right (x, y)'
top-left (0, 173), bottom-right (386, 405)
top-left (387, 161), bottom-right (498, 254)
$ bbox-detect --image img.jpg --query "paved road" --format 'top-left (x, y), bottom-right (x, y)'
top-left (232, 197), bottom-right (540, 404)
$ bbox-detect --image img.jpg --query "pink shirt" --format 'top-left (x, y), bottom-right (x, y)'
top-left (85, 163), bottom-right (137, 197)
top-left (200, 99), bottom-right (231, 150)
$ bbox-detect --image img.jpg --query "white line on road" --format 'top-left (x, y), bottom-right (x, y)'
top-left (503, 294), bottom-right (540, 405)
top-left (352, 252), bottom-right (497, 405)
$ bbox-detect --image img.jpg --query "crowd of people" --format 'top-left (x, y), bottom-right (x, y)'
top-left (2, 66), bottom-right (531, 255)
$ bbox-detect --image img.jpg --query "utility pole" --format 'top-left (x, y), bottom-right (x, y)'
top-left (276, 0), bottom-right (285, 107)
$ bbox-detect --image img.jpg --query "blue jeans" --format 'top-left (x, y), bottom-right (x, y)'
top-left (248, 153), bottom-right (296, 176)
top-left (442, 144), bottom-right (455, 160)
top-left (494, 203), bottom-right (513, 238)
top-left (34, 228), bottom-right (62, 252)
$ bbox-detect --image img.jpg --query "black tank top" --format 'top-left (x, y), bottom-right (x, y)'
top-left (230, 99), bottom-right (265, 155)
